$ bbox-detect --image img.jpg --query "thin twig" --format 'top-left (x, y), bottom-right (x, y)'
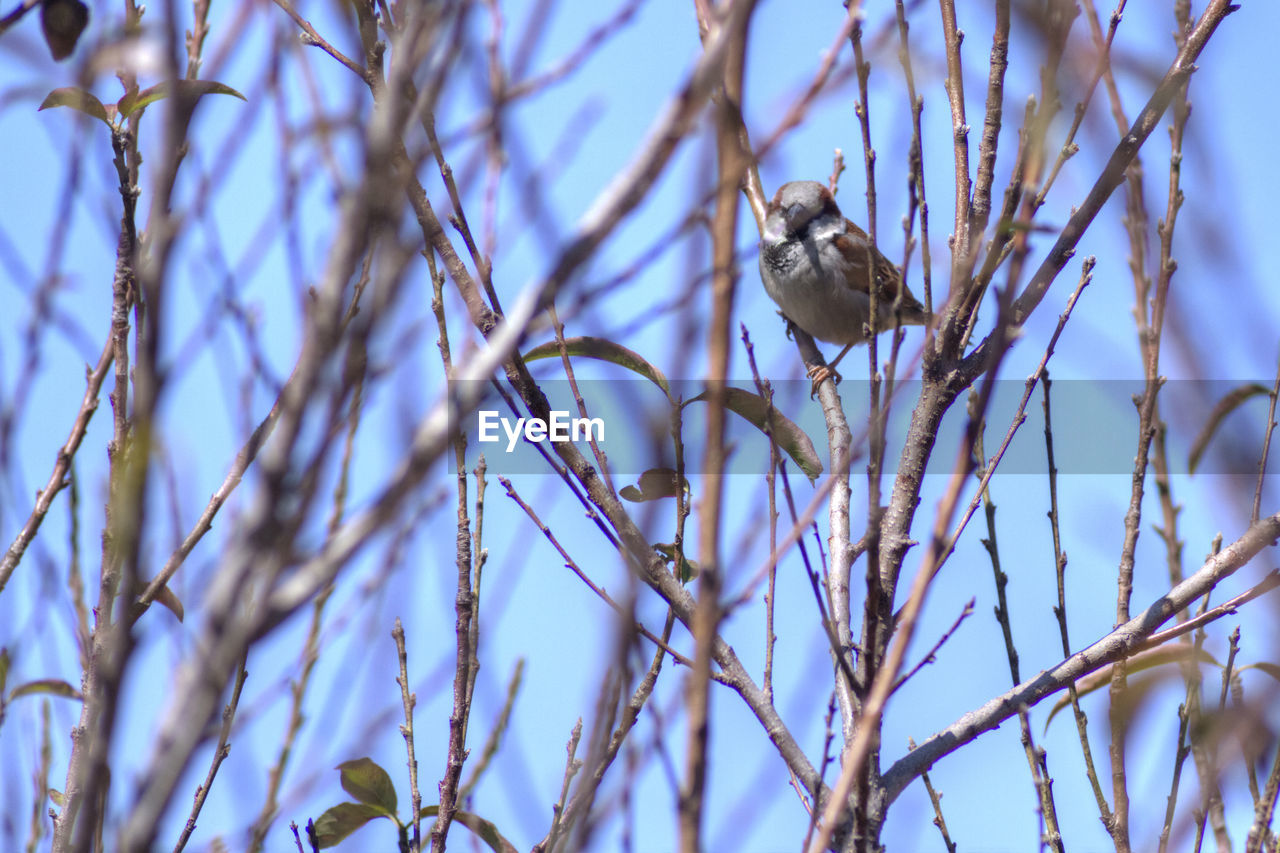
top-left (846, 15), bottom-right (898, 828)
top-left (174, 661), bottom-right (248, 853)
top-left (392, 620), bottom-right (422, 851)
top-left (911, 735), bottom-right (956, 853)
top-left (0, 338), bottom-right (112, 594)
top-left (247, 585), bottom-right (331, 853)
top-left (1033, 0), bottom-right (1129, 211)
top-left (936, 0), bottom-right (971, 272)
top-left (271, 0), bottom-right (371, 82)
top-left (890, 598), bottom-right (973, 695)
top-left (431, 416), bottom-right (477, 852)
top-left (905, 259), bottom-right (1092, 597)
top-left (537, 612), bottom-right (675, 851)
top-left (741, 327), bottom-right (779, 701)
top-left (458, 659), bottom-right (523, 803)
top-left (540, 720), bottom-right (584, 853)
top-left (1246, 737), bottom-right (1280, 853)
top-left (977, 397), bottom-right (1059, 845)
top-left (881, 511), bottom-right (1280, 805)
top-left (973, 403), bottom-right (1063, 851)
top-left (498, 477), bottom-right (700, 672)
top-left (894, 0), bottom-right (932, 315)
top-left (1045, 375), bottom-right (1113, 825)
top-left (1253, 351), bottom-right (1280, 525)
top-left (802, 694), bottom-right (840, 852)
top-left (25, 700), bottom-right (53, 853)
top-left (1135, 572), bottom-right (1280, 654)
top-left (970, 0), bottom-right (1009, 240)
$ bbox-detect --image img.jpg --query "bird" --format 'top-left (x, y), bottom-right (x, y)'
top-left (758, 180), bottom-right (927, 385)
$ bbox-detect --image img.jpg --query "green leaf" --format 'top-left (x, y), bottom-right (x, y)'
top-left (8, 679), bottom-right (83, 702)
top-left (118, 79), bottom-right (248, 118)
top-left (312, 801), bottom-right (389, 848)
top-left (685, 387), bottom-right (823, 481)
top-left (0, 647), bottom-right (9, 696)
top-left (421, 806), bottom-right (518, 853)
top-left (653, 542), bottom-right (698, 583)
top-left (38, 88), bottom-right (111, 126)
top-left (336, 757), bottom-right (398, 815)
top-left (523, 336), bottom-right (671, 398)
top-left (1188, 383), bottom-right (1273, 474)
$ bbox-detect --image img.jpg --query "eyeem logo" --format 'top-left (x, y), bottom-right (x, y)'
top-left (477, 410), bottom-right (605, 453)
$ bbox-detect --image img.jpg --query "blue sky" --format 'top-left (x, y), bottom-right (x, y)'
top-left (2, 1), bottom-right (1279, 851)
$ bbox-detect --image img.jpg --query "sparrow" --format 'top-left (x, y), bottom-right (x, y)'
top-left (758, 181), bottom-right (927, 384)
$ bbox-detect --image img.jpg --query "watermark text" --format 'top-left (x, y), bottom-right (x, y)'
top-left (477, 410), bottom-right (605, 453)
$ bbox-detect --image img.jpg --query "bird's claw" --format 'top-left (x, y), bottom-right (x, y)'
top-left (806, 362), bottom-right (841, 397)
top-left (779, 311), bottom-right (797, 341)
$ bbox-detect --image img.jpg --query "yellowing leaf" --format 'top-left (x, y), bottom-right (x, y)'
top-left (686, 386), bottom-right (823, 481)
top-left (1044, 644), bottom-right (1218, 730)
top-left (8, 679), bottom-right (83, 702)
top-left (523, 336), bottom-right (671, 398)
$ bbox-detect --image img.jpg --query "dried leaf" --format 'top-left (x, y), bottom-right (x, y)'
top-left (40, 0), bottom-right (89, 61)
top-left (1188, 383), bottom-right (1273, 474)
top-left (523, 336), bottom-right (671, 398)
top-left (619, 468), bottom-right (684, 502)
top-left (420, 806), bottom-right (518, 853)
top-left (686, 386), bottom-right (823, 481)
